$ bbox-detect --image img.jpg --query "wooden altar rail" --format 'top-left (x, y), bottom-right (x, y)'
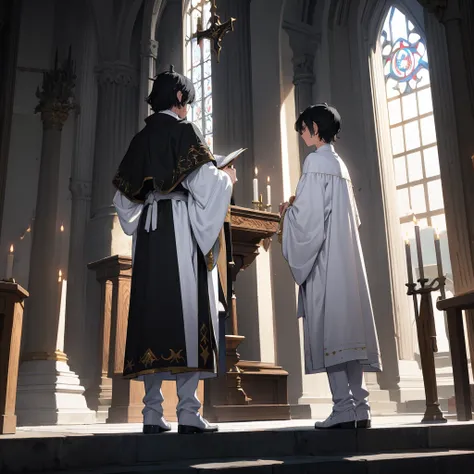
top-left (437, 291), bottom-right (474, 421)
top-left (0, 282), bottom-right (28, 434)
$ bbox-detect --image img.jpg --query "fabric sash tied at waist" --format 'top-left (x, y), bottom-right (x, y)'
top-left (144, 191), bottom-right (187, 232)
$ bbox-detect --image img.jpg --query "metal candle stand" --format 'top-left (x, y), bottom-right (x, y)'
top-left (252, 195), bottom-right (271, 213)
top-left (406, 275), bottom-right (447, 423)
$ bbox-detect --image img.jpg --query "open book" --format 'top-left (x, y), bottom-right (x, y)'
top-left (214, 148), bottom-right (247, 169)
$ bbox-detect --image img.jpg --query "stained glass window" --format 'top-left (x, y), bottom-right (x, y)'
top-left (381, 7), bottom-right (446, 236)
top-left (185, 0), bottom-right (213, 151)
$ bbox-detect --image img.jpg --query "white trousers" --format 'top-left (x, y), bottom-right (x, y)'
top-left (327, 361), bottom-right (370, 417)
top-left (142, 372), bottom-right (202, 426)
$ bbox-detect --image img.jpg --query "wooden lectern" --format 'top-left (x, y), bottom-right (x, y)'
top-left (0, 281), bottom-right (29, 434)
top-left (204, 206), bottom-right (291, 422)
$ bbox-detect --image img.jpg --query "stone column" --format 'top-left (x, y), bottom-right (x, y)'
top-left (213, 0), bottom-right (254, 208)
top-left (89, 62), bottom-right (138, 263)
top-left (282, 21), bottom-right (318, 163)
top-left (138, 38), bottom-right (158, 126)
top-left (211, 0), bottom-right (264, 362)
top-left (420, 1), bottom-right (474, 290)
top-left (0, 0), bottom-right (21, 239)
top-left (156, 0), bottom-right (183, 75)
top-left (16, 56), bottom-right (95, 425)
top-left (85, 62), bottom-right (138, 412)
top-left (63, 16), bottom-right (97, 391)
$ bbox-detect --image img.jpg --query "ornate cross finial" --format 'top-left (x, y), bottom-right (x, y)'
top-left (191, 0), bottom-right (236, 63)
top-left (35, 46), bottom-right (78, 130)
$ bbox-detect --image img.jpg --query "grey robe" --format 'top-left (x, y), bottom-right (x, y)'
top-left (282, 144), bottom-right (381, 374)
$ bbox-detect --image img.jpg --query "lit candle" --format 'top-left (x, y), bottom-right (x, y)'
top-left (413, 215), bottom-right (425, 282)
top-left (404, 234), bottom-right (414, 285)
top-left (434, 228), bottom-right (446, 299)
top-left (253, 167), bottom-right (259, 202)
top-left (58, 269), bottom-right (63, 283)
top-left (266, 177), bottom-right (271, 207)
top-left (6, 244), bottom-right (14, 279)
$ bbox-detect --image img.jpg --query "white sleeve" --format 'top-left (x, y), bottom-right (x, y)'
top-left (182, 162), bottom-right (233, 256)
top-left (113, 190), bottom-right (144, 236)
top-left (282, 172), bottom-right (328, 286)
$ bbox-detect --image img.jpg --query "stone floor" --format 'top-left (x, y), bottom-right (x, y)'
top-left (2, 413), bottom-right (458, 438)
top-left (1, 415), bottom-right (474, 473)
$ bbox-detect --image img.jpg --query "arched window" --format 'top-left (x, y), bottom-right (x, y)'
top-left (380, 6), bottom-right (451, 281)
top-left (184, 0), bottom-right (213, 150)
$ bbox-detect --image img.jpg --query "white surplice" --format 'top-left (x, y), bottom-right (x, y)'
top-left (282, 144), bottom-right (381, 374)
top-left (114, 161), bottom-right (232, 381)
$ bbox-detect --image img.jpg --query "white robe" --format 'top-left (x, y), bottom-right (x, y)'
top-left (282, 144), bottom-right (381, 374)
top-left (114, 162), bottom-right (232, 380)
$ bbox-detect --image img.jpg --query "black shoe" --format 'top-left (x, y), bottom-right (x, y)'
top-left (143, 424), bottom-right (171, 434)
top-left (314, 421), bottom-right (357, 430)
top-left (178, 424), bottom-right (219, 434)
top-left (357, 419), bottom-right (371, 429)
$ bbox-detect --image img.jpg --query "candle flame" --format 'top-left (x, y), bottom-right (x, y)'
top-left (267, 176), bottom-right (270, 183)
top-left (404, 232), bottom-right (410, 244)
top-left (412, 215), bottom-right (418, 225)
top-left (9, 244), bottom-right (14, 253)
top-left (60, 224), bottom-right (64, 232)
top-left (255, 167), bottom-right (258, 177)
top-left (435, 228), bottom-right (440, 240)
top-left (58, 269), bottom-right (63, 282)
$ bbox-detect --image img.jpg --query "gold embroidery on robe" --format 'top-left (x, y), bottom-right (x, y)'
top-left (125, 360), bottom-right (135, 372)
top-left (161, 349), bottom-right (185, 364)
top-left (200, 324), bottom-right (210, 365)
top-left (140, 348), bottom-right (158, 368)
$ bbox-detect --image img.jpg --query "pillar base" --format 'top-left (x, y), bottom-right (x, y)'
top-left (16, 360), bottom-right (96, 426)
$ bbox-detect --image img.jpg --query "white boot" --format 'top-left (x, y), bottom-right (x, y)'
top-left (346, 360), bottom-right (371, 428)
top-left (176, 372), bottom-right (218, 434)
top-left (315, 365), bottom-right (356, 429)
top-left (142, 373), bottom-right (171, 433)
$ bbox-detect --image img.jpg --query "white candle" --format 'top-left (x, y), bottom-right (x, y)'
top-left (6, 244), bottom-right (14, 279)
top-left (434, 228), bottom-right (446, 299)
top-left (266, 177), bottom-right (271, 207)
top-left (413, 215), bottom-right (424, 282)
top-left (253, 167), bottom-right (259, 202)
top-left (404, 234), bottom-right (414, 285)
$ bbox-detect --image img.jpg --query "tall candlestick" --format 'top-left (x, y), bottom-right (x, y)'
top-left (404, 234), bottom-right (414, 285)
top-left (253, 167), bottom-right (259, 202)
top-left (266, 176), bottom-right (271, 207)
top-left (6, 244), bottom-right (14, 279)
top-left (434, 228), bottom-right (446, 299)
top-left (413, 216), bottom-right (425, 282)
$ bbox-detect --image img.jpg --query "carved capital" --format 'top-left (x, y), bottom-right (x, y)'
top-left (282, 20), bottom-right (319, 86)
top-left (38, 102), bottom-right (75, 130)
top-left (141, 39), bottom-right (158, 59)
top-left (292, 53), bottom-right (316, 86)
top-left (69, 179), bottom-right (92, 201)
top-left (417, 0), bottom-right (448, 21)
top-left (96, 62), bottom-right (138, 87)
top-left (35, 49), bottom-right (77, 131)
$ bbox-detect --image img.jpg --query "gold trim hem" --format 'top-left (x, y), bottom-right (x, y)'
top-left (123, 366), bottom-right (215, 379)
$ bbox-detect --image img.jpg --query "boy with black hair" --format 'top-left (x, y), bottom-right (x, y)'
top-left (280, 104), bottom-right (381, 429)
top-left (113, 66), bottom-right (237, 434)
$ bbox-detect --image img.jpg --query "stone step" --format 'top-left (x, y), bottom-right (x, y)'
top-left (2, 423), bottom-right (474, 473)
top-left (41, 450), bottom-right (474, 473)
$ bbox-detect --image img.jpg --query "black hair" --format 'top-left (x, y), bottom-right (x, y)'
top-left (295, 103), bottom-right (341, 143)
top-left (146, 65), bottom-right (196, 112)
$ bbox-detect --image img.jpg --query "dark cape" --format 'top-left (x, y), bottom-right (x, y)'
top-left (112, 113), bottom-right (229, 379)
top-left (113, 113), bottom-right (215, 202)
